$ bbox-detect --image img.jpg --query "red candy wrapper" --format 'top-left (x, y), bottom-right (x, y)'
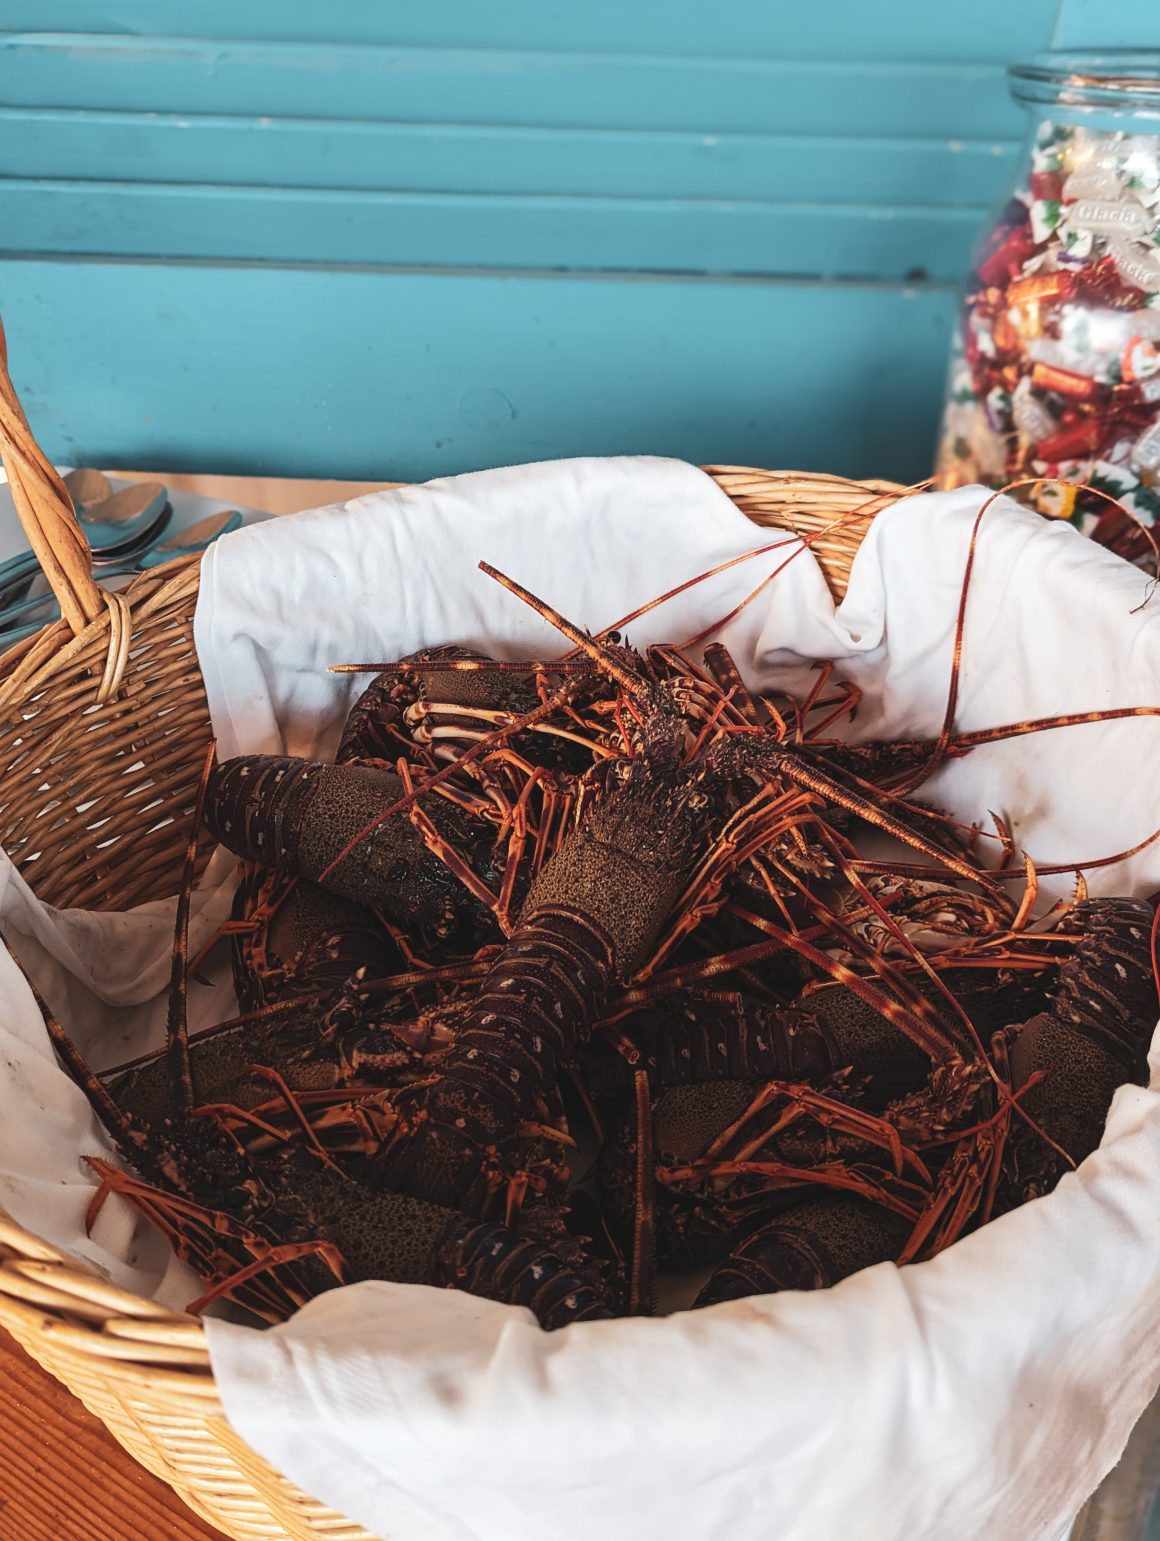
top-left (1029, 363), bottom-right (1105, 401)
top-left (1035, 421), bottom-right (1105, 460)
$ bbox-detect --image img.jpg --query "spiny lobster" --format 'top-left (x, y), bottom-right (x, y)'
top-left (201, 551), bottom-right (1158, 1307)
top-left (56, 657), bottom-right (740, 1323)
top-left (35, 509), bottom-right (1160, 1323)
top-left (690, 896), bottom-right (1158, 1302)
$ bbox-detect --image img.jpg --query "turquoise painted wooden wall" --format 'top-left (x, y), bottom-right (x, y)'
top-left (0, 1), bottom-right (1154, 481)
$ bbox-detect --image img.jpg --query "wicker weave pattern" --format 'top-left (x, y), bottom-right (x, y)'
top-left (0, 352), bottom-right (906, 1541)
top-left (0, 558), bottom-right (215, 910)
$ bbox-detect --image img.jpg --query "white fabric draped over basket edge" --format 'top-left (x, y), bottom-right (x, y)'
top-left (0, 456), bottom-right (1155, 1541)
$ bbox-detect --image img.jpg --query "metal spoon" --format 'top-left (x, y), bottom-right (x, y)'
top-left (133, 508), bottom-right (241, 568)
top-left (0, 510), bottom-right (242, 637)
top-left (0, 481), bottom-right (172, 597)
top-left (79, 480), bottom-right (169, 535)
top-left (63, 467), bottom-right (112, 511)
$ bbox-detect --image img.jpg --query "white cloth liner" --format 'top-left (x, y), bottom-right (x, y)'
top-left (0, 456), bottom-right (1157, 1540)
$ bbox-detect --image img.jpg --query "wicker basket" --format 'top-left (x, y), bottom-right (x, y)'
top-left (0, 331), bottom-right (907, 1541)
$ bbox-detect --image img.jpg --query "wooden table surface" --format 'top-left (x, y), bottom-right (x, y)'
top-left (0, 1325), bottom-right (228, 1541)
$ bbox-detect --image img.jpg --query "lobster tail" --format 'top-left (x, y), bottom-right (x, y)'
top-left (366, 904), bottom-right (615, 1207)
top-left (1049, 898), bottom-right (1156, 1080)
top-left (207, 755), bottom-right (486, 934)
top-left (694, 1195), bottom-right (911, 1306)
top-left (1009, 1013), bottom-right (1129, 1170)
top-left (434, 1216), bottom-right (616, 1329)
top-left (993, 899), bottom-right (1158, 1214)
top-left (809, 985), bottom-right (932, 1110)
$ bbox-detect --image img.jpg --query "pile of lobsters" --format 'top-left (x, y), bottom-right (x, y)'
top-left (42, 584), bottom-right (1158, 1327)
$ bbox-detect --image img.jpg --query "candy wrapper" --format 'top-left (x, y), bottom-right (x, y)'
top-left (937, 116), bottom-right (1160, 566)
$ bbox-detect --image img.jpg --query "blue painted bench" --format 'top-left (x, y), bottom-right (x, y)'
top-left (0, 2), bottom-right (1152, 484)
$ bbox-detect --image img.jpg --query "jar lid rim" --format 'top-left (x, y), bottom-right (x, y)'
top-left (1010, 51), bottom-right (1160, 111)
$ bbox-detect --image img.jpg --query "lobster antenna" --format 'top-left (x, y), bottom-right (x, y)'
top-left (334, 490), bottom-right (913, 676)
top-left (330, 658), bottom-right (593, 675)
top-left (896, 476), bottom-right (1158, 795)
top-left (168, 743), bottom-right (217, 1117)
top-left (679, 484), bottom-right (925, 651)
top-left (968, 820), bottom-right (1160, 881)
top-left (99, 989), bottom-right (331, 1082)
top-left (949, 705), bottom-right (1160, 750)
top-left (4, 939), bottom-right (146, 1157)
top-left (573, 482), bottom-right (929, 660)
top-left (477, 562), bottom-right (642, 693)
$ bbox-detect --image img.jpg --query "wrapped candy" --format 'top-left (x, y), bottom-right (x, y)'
top-left (937, 59), bottom-right (1160, 567)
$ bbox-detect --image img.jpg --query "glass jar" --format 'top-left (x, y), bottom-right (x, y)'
top-left (936, 53), bottom-right (1160, 565)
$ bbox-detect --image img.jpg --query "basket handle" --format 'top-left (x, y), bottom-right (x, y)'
top-left (0, 320), bottom-right (103, 635)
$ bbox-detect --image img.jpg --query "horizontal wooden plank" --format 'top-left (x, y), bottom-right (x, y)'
top-left (0, 1), bottom-right (1063, 62)
top-left (0, 257), bottom-right (956, 484)
top-left (0, 180), bottom-right (984, 279)
top-left (0, 110), bottom-right (1018, 207)
top-left (0, 36), bottom-right (1026, 139)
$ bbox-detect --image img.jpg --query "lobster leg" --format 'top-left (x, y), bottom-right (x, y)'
top-left (628, 1067), bottom-right (656, 1316)
top-left (658, 1157), bottom-right (924, 1220)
